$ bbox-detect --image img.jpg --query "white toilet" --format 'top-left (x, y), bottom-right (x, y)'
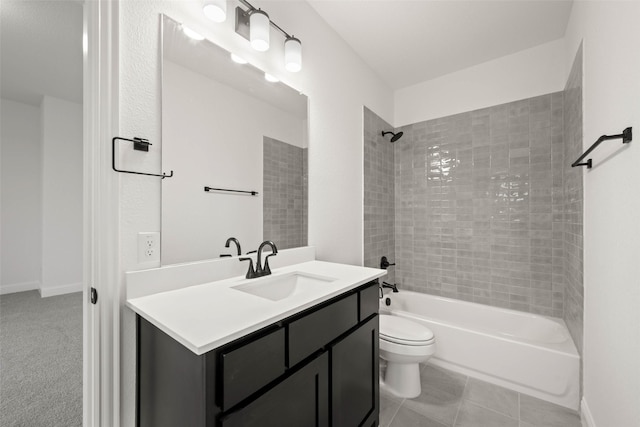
top-left (379, 314), bottom-right (436, 398)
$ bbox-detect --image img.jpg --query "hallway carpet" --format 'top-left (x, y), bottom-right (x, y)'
top-left (0, 290), bottom-right (82, 427)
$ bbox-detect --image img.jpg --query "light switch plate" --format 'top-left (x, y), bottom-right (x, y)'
top-left (138, 232), bottom-right (160, 268)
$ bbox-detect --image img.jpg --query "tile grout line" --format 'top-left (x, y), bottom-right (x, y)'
top-left (518, 392), bottom-right (522, 424)
top-left (451, 375), bottom-right (469, 427)
top-left (463, 399), bottom-right (521, 422)
top-left (386, 397), bottom-right (405, 427)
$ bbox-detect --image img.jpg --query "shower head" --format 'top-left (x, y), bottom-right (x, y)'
top-left (381, 130), bottom-right (403, 143)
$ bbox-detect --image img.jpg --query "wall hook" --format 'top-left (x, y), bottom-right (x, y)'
top-left (112, 137), bottom-right (174, 179)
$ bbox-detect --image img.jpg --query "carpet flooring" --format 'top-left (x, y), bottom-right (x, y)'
top-left (0, 291), bottom-right (82, 427)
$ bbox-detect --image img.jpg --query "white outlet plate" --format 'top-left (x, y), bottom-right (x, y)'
top-left (138, 232), bottom-right (160, 268)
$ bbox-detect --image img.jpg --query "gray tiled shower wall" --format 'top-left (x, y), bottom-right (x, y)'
top-left (563, 44), bottom-right (584, 353)
top-left (365, 81), bottom-right (583, 319)
top-left (393, 94), bottom-right (566, 317)
top-left (364, 107), bottom-right (395, 284)
top-left (263, 136), bottom-right (308, 250)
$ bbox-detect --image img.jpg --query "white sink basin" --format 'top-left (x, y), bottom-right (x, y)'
top-left (231, 272), bottom-right (337, 301)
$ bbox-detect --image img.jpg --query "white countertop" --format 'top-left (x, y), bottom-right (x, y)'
top-left (126, 260), bottom-right (386, 355)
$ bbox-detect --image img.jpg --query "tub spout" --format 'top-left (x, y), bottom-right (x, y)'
top-left (382, 282), bottom-right (399, 293)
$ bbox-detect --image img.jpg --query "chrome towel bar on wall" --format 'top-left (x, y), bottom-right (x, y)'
top-left (112, 137), bottom-right (174, 179)
top-left (571, 127), bottom-right (632, 168)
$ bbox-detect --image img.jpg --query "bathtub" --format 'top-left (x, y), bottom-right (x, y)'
top-left (380, 290), bottom-right (580, 410)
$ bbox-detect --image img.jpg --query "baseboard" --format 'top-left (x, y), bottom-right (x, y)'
top-left (581, 397), bottom-right (596, 427)
top-left (0, 281), bottom-right (40, 295)
top-left (39, 282), bottom-right (83, 297)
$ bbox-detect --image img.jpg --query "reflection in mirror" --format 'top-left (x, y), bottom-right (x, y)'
top-left (161, 15), bottom-right (308, 265)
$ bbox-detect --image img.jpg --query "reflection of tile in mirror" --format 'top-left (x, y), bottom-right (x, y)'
top-left (263, 136), bottom-right (308, 250)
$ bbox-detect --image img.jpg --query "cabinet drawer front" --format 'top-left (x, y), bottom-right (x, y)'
top-left (221, 327), bottom-right (285, 410)
top-left (359, 282), bottom-right (380, 321)
top-left (288, 293), bottom-right (358, 366)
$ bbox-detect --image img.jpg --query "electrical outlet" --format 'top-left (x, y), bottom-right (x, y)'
top-left (138, 232), bottom-right (160, 267)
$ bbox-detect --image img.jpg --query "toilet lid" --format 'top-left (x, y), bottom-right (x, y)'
top-left (379, 315), bottom-right (435, 345)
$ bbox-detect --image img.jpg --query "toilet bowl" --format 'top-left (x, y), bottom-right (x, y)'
top-left (379, 314), bottom-right (436, 398)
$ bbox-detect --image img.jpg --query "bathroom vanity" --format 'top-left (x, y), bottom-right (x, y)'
top-left (127, 259), bottom-right (385, 427)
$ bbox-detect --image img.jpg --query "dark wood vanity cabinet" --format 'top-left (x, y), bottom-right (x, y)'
top-left (331, 316), bottom-right (379, 427)
top-left (137, 280), bottom-right (379, 427)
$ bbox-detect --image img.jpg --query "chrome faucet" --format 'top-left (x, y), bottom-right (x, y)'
top-left (225, 237), bottom-right (241, 256)
top-left (239, 241), bottom-right (278, 279)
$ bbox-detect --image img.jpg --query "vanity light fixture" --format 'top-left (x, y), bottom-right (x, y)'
top-left (249, 9), bottom-right (270, 51)
top-left (230, 53), bottom-right (248, 64)
top-left (182, 26), bottom-right (205, 41)
top-left (235, 0), bottom-right (302, 72)
top-left (264, 73), bottom-right (279, 83)
top-left (203, 0), bottom-right (227, 23)
top-left (284, 36), bottom-right (302, 72)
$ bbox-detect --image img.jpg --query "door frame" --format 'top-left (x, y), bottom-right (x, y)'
top-left (83, 0), bottom-right (119, 425)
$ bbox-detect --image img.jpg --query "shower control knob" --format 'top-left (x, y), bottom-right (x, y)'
top-left (380, 256), bottom-right (396, 269)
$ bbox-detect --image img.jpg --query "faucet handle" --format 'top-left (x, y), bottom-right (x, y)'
top-left (239, 257), bottom-right (256, 279)
top-left (380, 256), bottom-right (396, 269)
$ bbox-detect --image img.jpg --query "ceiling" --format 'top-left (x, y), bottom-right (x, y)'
top-left (1, 0), bottom-right (83, 106)
top-left (307, 0), bottom-right (573, 90)
top-left (0, 1), bottom-right (573, 105)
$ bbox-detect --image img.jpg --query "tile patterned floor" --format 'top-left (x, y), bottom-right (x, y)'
top-left (380, 364), bottom-right (581, 427)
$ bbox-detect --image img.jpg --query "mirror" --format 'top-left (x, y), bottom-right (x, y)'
top-left (161, 15), bottom-right (308, 265)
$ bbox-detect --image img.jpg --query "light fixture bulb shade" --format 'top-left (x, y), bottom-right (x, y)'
top-left (284, 37), bottom-right (302, 72)
top-left (250, 9), bottom-right (270, 52)
top-left (203, 0), bottom-right (227, 22)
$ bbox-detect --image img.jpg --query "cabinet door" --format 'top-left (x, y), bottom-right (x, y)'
top-left (331, 315), bottom-right (379, 427)
top-left (220, 353), bottom-right (329, 427)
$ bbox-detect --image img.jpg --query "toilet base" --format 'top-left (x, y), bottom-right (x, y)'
top-left (382, 362), bottom-right (421, 398)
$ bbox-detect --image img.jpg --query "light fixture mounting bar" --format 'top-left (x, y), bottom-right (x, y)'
top-left (235, 7), bottom-right (251, 40)
top-left (237, 0), bottom-right (292, 39)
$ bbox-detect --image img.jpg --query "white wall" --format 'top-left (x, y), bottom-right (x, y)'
top-left (113, 3), bottom-right (640, 425)
top-left (0, 99), bottom-right (42, 294)
top-left (118, 1), bottom-right (393, 424)
top-left (564, 2), bottom-right (640, 426)
top-left (40, 96), bottom-right (83, 297)
top-left (394, 38), bottom-right (566, 126)
top-left (161, 60), bottom-right (305, 264)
